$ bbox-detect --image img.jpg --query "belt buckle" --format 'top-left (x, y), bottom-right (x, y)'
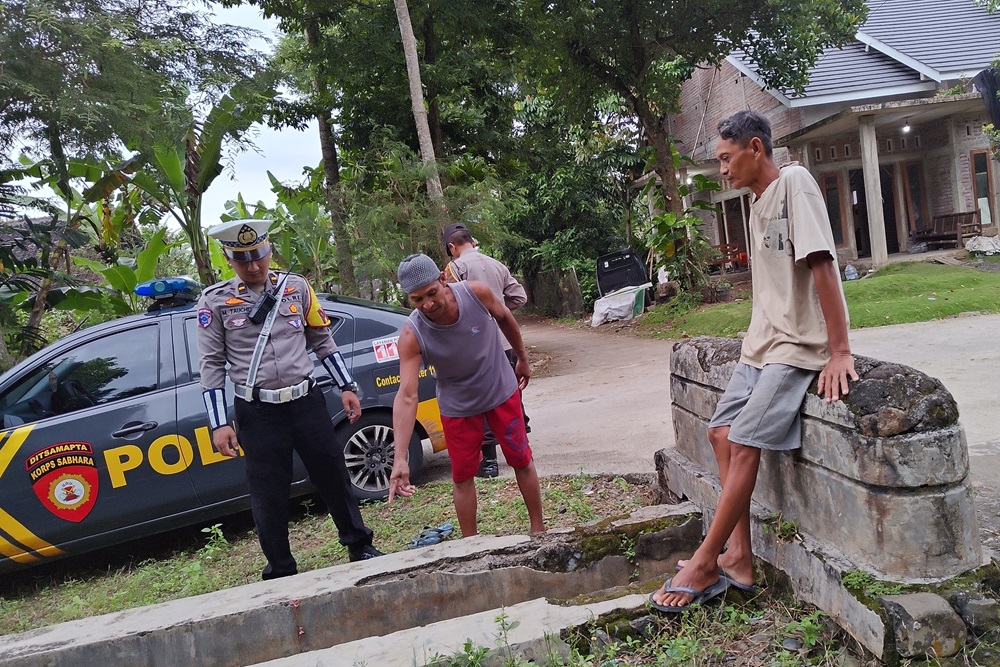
top-left (277, 386), bottom-right (293, 403)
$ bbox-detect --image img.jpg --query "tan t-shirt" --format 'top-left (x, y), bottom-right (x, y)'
top-left (741, 164), bottom-right (848, 371)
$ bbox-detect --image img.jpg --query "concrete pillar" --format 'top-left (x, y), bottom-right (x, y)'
top-left (893, 163), bottom-right (909, 251)
top-left (859, 115), bottom-right (889, 267)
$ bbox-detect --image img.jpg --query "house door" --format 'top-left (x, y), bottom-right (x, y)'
top-left (849, 166), bottom-right (900, 257)
top-left (971, 150), bottom-right (995, 226)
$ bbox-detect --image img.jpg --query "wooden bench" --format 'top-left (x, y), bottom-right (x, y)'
top-left (708, 243), bottom-right (746, 274)
top-left (913, 211), bottom-right (982, 249)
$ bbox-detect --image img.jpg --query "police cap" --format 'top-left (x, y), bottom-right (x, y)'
top-left (208, 219), bottom-right (273, 262)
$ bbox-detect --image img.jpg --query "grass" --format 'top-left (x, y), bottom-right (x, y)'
top-left (431, 599), bottom-right (871, 666)
top-left (0, 474), bottom-right (654, 635)
top-left (638, 262), bottom-right (1000, 339)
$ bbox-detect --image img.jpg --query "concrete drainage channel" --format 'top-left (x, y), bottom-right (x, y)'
top-left (0, 504), bottom-right (702, 667)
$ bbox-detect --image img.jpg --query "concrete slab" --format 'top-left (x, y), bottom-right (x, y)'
top-left (0, 535), bottom-right (529, 667)
top-left (0, 504), bottom-right (703, 667)
top-left (249, 593), bottom-right (649, 666)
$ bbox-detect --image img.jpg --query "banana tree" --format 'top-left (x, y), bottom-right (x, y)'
top-left (86, 84), bottom-right (269, 286)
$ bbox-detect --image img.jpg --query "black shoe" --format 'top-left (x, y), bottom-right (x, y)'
top-left (476, 458), bottom-right (499, 478)
top-left (349, 544), bottom-right (384, 562)
top-left (261, 564), bottom-right (297, 580)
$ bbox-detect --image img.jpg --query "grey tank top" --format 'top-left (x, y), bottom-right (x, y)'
top-left (406, 281), bottom-right (518, 417)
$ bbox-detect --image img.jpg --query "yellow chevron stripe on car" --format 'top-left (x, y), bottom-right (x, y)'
top-left (0, 424), bottom-right (62, 561)
top-left (0, 424), bottom-right (34, 478)
top-left (0, 536), bottom-right (39, 563)
top-left (0, 507), bottom-right (64, 557)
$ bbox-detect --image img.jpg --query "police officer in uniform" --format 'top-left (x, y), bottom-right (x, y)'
top-left (197, 219), bottom-right (382, 580)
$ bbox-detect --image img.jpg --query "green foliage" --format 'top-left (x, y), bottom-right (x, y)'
top-left (0, 0), bottom-right (265, 197)
top-left (762, 513), bottom-right (799, 541)
top-left (644, 156), bottom-right (722, 291)
top-left (841, 570), bottom-right (904, 598)
top-left (89, 81), bottom-right (275, 286)
top-left (60, 227), bottom-right (174, 316)
top-left (986, 123), bottom-right (1000, 163)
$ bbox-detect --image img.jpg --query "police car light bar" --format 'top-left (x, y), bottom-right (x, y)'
top-left (135, 277), bottom-right (202, 301)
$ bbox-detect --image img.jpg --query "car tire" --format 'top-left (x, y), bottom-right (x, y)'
top-left (338, 412), bottom-right (423, 501)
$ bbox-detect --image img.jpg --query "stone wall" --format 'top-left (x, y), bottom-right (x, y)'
top-left (663, 336), bottom-right (983, 581)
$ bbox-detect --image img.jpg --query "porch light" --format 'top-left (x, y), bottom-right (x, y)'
top-left (902, 118), bottom-right (911, 133)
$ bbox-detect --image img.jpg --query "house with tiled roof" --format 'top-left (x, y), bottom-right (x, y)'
top-left (670, 0), bottom-right (1000, 267)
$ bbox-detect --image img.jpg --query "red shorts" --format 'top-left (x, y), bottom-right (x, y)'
top-left (441, 391), bottom-right (533, 482)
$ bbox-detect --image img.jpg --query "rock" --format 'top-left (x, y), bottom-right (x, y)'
top-left (881, 592), bottom-right (968, 658)
top-left (858, 406), bottom-right (914, 437)
top-left (946, 590), bottom-right (1000, 634)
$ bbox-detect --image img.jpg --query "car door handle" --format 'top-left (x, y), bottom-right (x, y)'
top-left (315, 376), bottom-right (334, 387)
top-left (112, 421), bottom-right (159, 438)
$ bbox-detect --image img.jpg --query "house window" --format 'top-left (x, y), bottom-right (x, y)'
top-left (820, 172), bottom-right (846, 246)
top-left (829, 146), bottom-right (837, 159)
top-left (815, 147), bottom-right (823, 162)
top-left (914, 135), bottom-right (921, 148)
top-left (885, 139), bottom-right (894, 152)
top-left (972, 150), bottom-right (995, 226)
top-left (900, 137), bottom-right (907, 150)
top-left (844, 145), bottom-right (851, 158)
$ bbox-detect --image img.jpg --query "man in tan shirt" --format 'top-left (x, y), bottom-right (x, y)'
top-left (651, 110), bottom-right (858, 613)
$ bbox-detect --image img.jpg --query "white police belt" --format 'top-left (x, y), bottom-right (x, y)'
top-left (235, 378), bottom-right (313, 404)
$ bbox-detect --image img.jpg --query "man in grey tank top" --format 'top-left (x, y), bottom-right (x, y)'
top-left (387, 254), bottom-right (545, 538)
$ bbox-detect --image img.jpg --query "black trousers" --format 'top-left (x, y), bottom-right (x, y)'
top-left (235, 386), bottom-right (372, 576)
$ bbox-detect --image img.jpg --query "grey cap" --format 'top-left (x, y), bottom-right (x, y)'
top-left (397, 253), bottom-right (441, 293)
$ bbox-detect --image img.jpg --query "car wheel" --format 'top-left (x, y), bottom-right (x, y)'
top-left (339, 413), bottom-right (423, 501)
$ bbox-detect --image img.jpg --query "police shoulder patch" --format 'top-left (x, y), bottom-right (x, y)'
top-left (197, 308), bottom-right (213, 328)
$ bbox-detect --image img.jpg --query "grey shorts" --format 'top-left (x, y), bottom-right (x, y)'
top-left (708, 362), bottom-right (817, 451)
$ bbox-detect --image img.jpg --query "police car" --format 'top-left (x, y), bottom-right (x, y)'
top-left (0, 277), bottom-right (445, 574)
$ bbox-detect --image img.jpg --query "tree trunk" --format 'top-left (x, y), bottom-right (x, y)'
top-left (393, 0), bottom-right (447, 229)
top-left (304, 22), bottom-right (358, 296)
top-left (635, 100), bottom-right (681, 216)
top-left (422, 10), bottom-right (445, 159)
top-left (184, 134), bottom-right (218, 287)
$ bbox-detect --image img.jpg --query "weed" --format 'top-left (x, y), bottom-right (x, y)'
top-left (841, 570), bottom-right (904, 597)
top-left (300, 497), bottom-right (315, 516)
top-left (762, 513), bottom-right (799, 541)
top-left (782, 610), bottom-right (826, 650)
top-left (199, 523), bottom-right (228, 561)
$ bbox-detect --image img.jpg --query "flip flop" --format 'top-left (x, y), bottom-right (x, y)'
top-left (674, 563), bottom-right (759, 595)
top-left (720, 566), bottom-right (759, 595)
top-left (648, 576), bottom-right (729, 613)
top-left (409, 523), bottom-right (454, 549)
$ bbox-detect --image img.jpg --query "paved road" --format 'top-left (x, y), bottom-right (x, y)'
top-left (418, 320), bottom-right (675, 482)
